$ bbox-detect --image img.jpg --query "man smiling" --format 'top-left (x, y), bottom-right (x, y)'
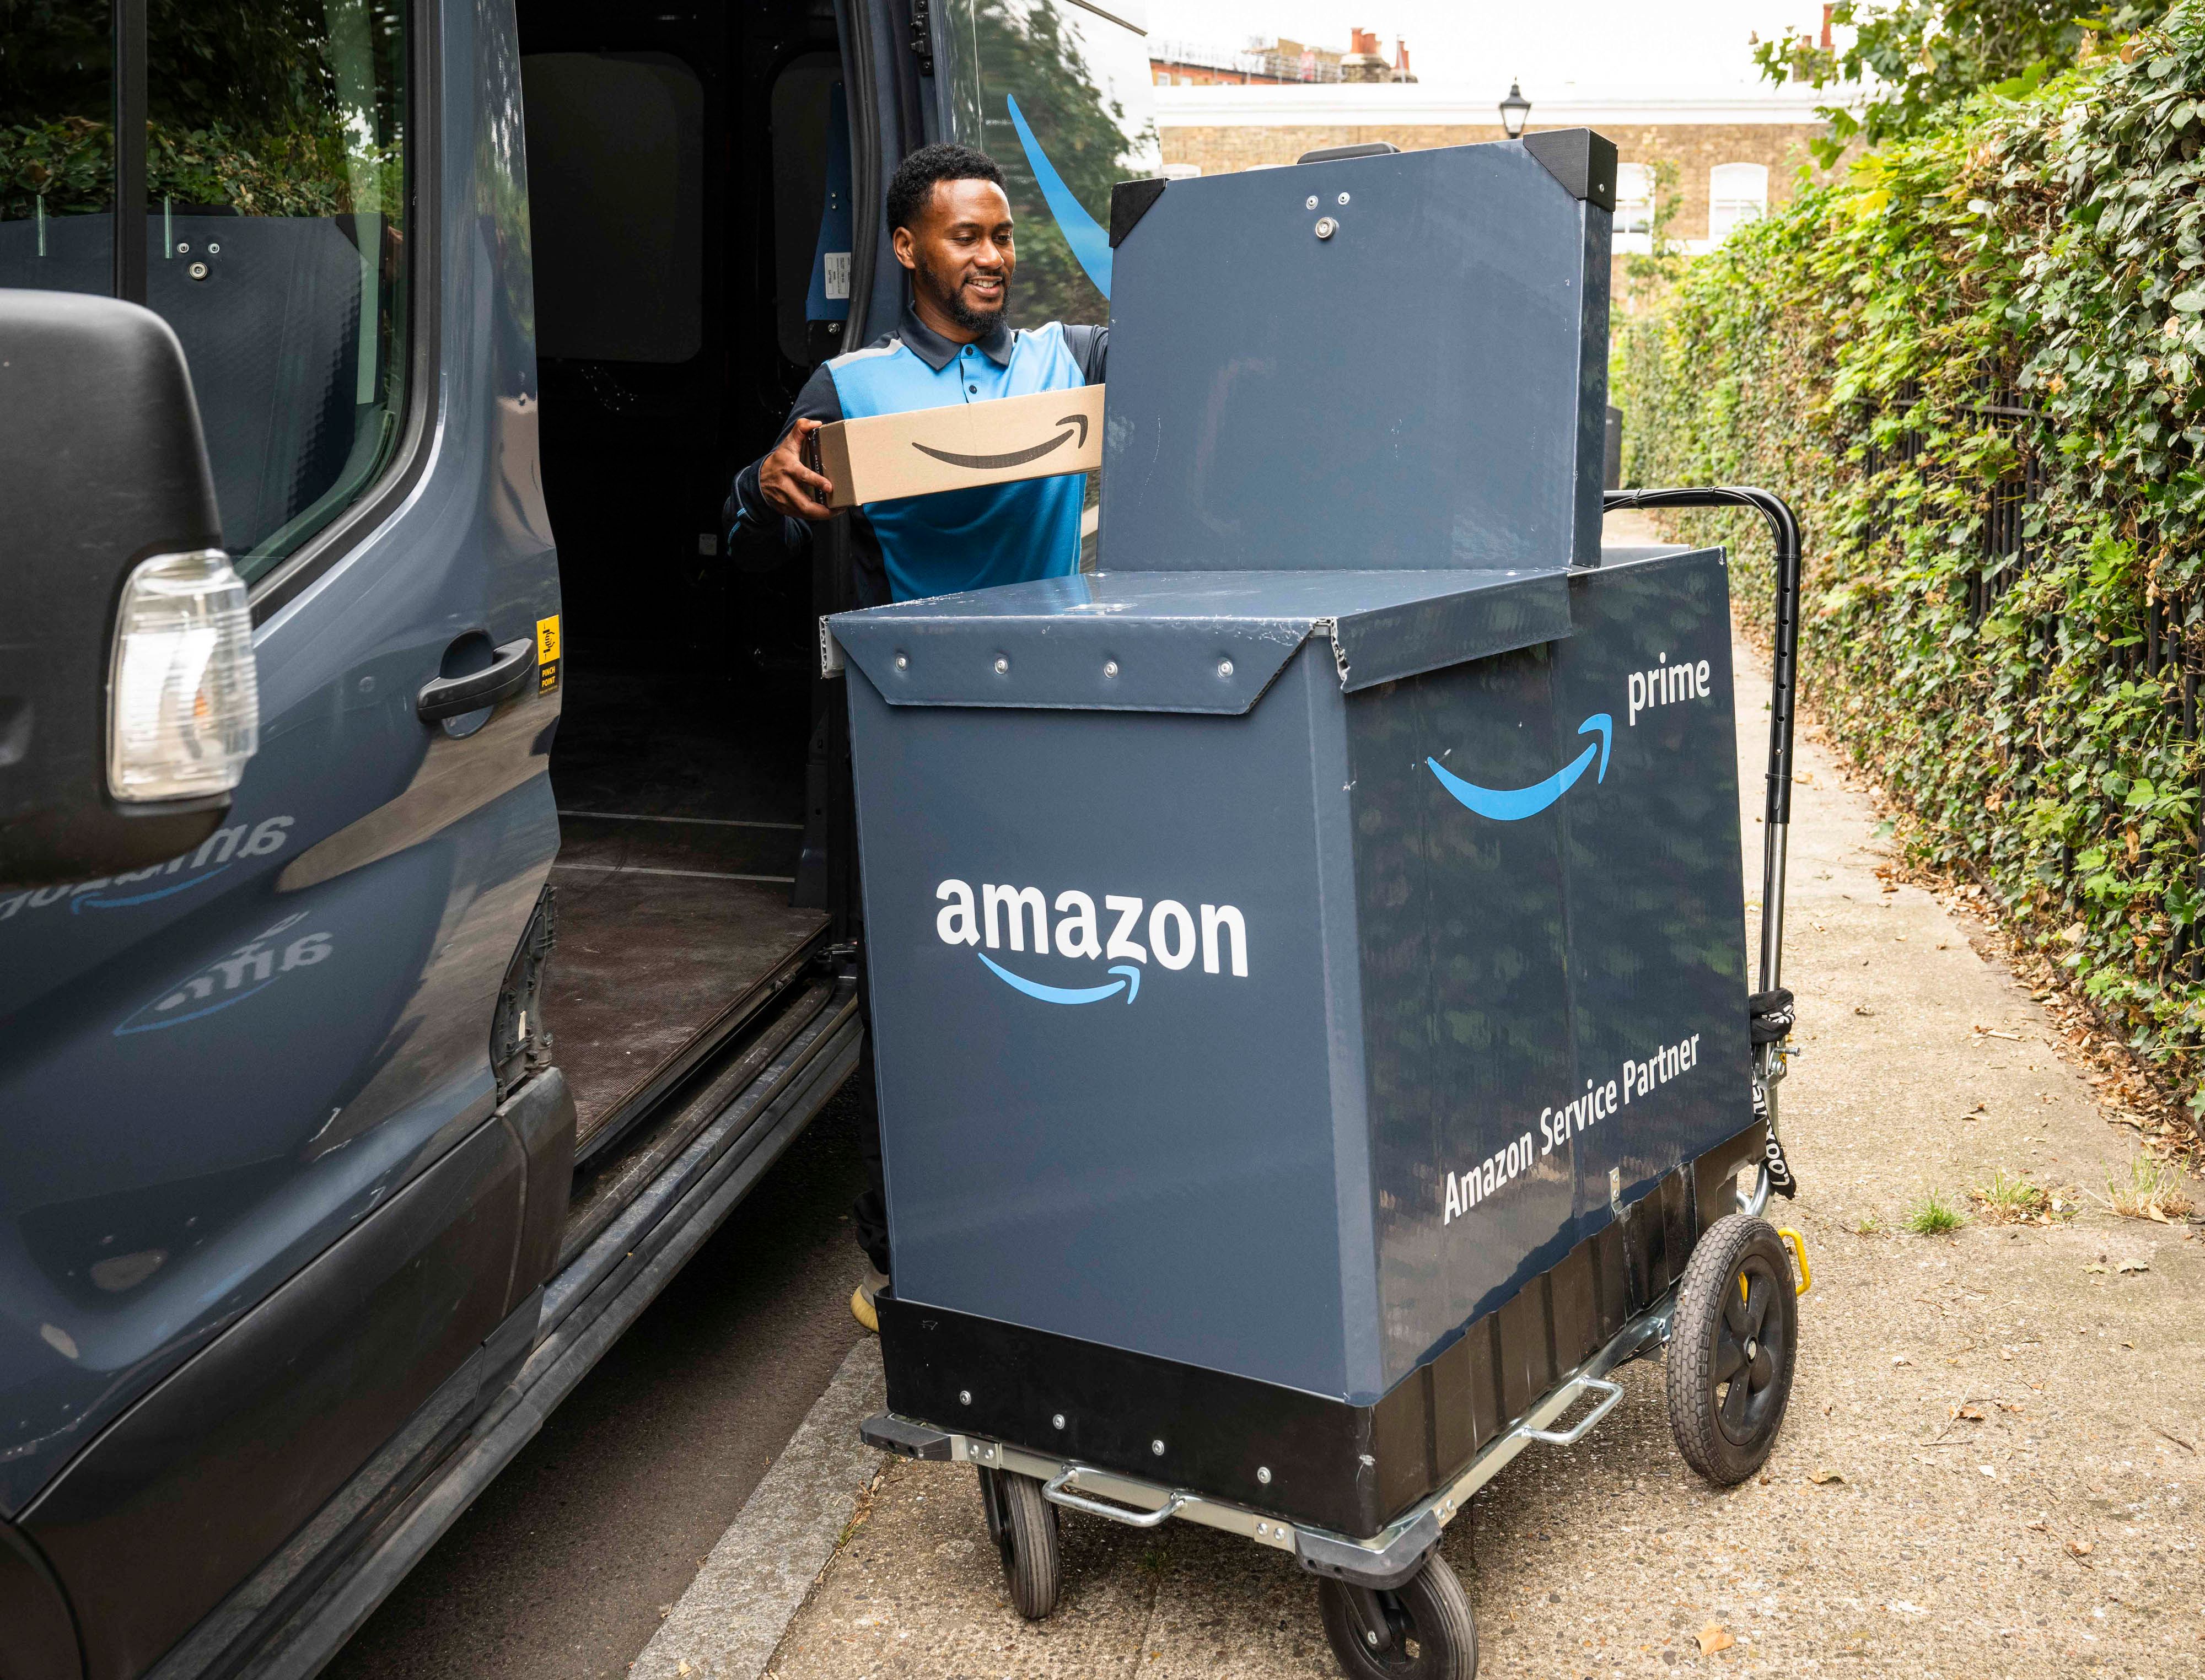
top-left (724, 143), bottom-right (1106, 605)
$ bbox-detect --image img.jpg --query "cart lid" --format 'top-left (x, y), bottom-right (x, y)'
top-left (826, 566), bottom-right (1572, 713)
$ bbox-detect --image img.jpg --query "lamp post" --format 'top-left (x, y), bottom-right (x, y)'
top-left (1499, 79), bottom-right (1530, 138)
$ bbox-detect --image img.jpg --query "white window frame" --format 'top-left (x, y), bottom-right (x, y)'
top-left (1708, 162), bottom-right (1768, 245)
top-left (1613, 161), bottom-right (1655, 255)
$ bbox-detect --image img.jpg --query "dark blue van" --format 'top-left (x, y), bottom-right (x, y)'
top-left (0, 3), bottom-right (1156, 1675)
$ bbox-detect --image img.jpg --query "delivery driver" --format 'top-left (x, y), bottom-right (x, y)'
top-left (724, 141), bottom-right (1106, 606)
top-left (723, 142), bottom-right (1107, 1329)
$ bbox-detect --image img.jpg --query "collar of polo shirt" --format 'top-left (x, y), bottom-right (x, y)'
top-left (899, 305), bottom-right (1015, 372)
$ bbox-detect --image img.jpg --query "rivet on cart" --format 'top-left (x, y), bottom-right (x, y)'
top-left (828, 130), bottom-right (1813, 1679)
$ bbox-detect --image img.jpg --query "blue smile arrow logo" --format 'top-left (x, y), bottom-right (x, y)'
top-left (1428, 713), bottom-right (1613, 820)
top-left (978, 951), bottom-right (1143, 1005)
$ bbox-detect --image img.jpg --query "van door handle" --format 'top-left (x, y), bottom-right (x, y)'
top-left (417, 637), bottom-right (535, 723)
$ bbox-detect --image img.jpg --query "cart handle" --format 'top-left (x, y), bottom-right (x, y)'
top-left (1518, 1375), bottom-right (1626, 1447)
top-left (1042, 1466), bottom-right (1188, 1529)
top-left (1601, 486), bottom-right (1801, 998)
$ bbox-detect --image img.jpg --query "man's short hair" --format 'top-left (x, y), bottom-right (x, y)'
top-left (886, 143), bottom-right (1005, 234)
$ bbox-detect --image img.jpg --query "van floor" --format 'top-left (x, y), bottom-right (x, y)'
top-left (548, 665), bottom-right (826, 1149)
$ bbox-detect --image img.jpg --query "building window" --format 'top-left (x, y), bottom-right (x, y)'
top-left (1708, 162), bottom-right (1768, 244)
top-left (1614, 162), bottom-right (1655, 254)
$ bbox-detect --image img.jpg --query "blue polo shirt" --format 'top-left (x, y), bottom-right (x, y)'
top-left (726, 309), bottom-right (1107, 605)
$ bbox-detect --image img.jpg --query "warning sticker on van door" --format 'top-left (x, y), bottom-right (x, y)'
top-left (536, 614), bottom-right (562, 693)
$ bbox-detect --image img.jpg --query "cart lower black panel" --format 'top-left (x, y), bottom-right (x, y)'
top-left (881, 1122), bottom-right (1765, 1538)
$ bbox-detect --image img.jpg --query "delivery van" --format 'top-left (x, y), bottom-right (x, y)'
top-left (0, 2), bottom-right (1157, 1675)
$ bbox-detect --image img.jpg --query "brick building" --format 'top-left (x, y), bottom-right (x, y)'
top-left (1148, 30), bottom-right (1416, 88)
top-left (1153, 83), bottom-right (1844, 300)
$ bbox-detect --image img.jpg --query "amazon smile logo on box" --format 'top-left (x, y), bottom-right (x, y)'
top-left (911, 411), bottom-right (1088, 471)
top-left (933, 879), bottom-right (1248, 1006)
top-left (808, 384), bottom-right (1105, 508)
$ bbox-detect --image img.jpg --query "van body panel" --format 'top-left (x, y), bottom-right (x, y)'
top-left (0, 0), bottom-right (1165, 1668)
top-left (21, 1116), bottom-right (526, 1680)
top-left (0, 0), bottom-right (560, 1529)
top-left (0, 1519), bottom-right (80, 1680)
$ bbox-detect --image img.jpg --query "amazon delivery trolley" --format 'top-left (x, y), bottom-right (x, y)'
top-left (829, 133), bottom-right (1810, 1678)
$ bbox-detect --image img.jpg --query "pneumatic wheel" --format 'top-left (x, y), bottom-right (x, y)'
top-left (1666, 1211), bottom-right (1798, 1484)
top-left (977, 1465), bottom-right (1060, 1619)
top-left (1315, 1553), bottom-right (1477, 1679)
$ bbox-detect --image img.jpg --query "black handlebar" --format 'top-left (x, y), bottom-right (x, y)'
top-left (1602, 487), bottom-right (1803, 829)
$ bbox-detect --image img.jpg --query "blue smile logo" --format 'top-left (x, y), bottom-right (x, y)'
top-left (1428, 714), bottom-right (1614, 820)
top-left (978, 951), bottom-right (1143, 1005)
top-left (1007, 94), bottom-right (1115, 298)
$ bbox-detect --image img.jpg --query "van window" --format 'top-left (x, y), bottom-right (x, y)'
top-left (937, 0), bottom-right (1161, 326)
top-left (520, 51), bottom-right (703, 365)
top-left (0, 0), bottom-right (114, 292)
top-left (0, 0), bottom-right (412, 582)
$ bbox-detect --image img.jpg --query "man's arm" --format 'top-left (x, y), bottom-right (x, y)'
top-left (1062, 323), bottom-right (1108, 386)
top-left (724, 363), bottom-right (845, 543)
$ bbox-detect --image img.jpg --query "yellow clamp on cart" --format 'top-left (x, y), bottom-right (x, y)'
top-left (1737, 1230), bottom-right (1812, 1299)
top-left (1778, 1228), bottom-right (1811, 1295)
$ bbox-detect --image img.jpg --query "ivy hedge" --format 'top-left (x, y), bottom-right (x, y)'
top-left (1617, 4), bottom-right (2205, 1104)
top-left (2, 116), bottom-right (397, 224)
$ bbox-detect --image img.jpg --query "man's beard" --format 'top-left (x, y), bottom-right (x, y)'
top-left (919, 257), bottom-right (1009, 334)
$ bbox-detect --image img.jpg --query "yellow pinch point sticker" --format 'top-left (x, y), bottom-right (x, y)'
top-left (536, 613), bottom-right (562, 692)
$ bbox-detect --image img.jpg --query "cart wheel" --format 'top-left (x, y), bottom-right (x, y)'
top-left (976, 1465), bottom-right (1061, 1619)
top-left (1315, 1553), bottom-right (1477, 1679)
top-left (1666, 1211), bottom-right (1798, 1485)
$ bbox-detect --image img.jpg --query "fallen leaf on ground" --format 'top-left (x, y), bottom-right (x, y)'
top-left (1980, 1464), bottom-right (1997, 1477)
top-left (1809, 1468), bottom-right (1846, 1485)
top-left (2083, 1263), bottom-right (2110, 1274)
top-left (1952, 1404), bottom-right (1986, 1421)
top-left (2026, 1519), bottom-right (2048, 1532)
top-left (1698, 1624), bottom-right (1735, 1655)
top-left (2117, 1258), bottom-right (2150, 1272)
top-left (1997, 1401), bottom-right (2025, 1413)
top-left (2067, 1539), bottom-right (2094, 1558)
top-left (1856, 1005), bottom-right (1876, 1016)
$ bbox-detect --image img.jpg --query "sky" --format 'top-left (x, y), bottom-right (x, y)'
top-left (1144, 0), bottom-right (1831, 95)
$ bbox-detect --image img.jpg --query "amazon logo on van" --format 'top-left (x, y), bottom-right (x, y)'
top-left (0, 815), bottom-right (295, 925)
top-left (933, 878), bottom-right (1248, 1006)
top-left (910, 412), bottom-right (1089, 473)
top-left (114, 911), bottom-right (335, 1036)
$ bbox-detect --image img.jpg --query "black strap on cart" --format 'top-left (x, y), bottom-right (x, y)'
top-left (1603, 487), bottom-right (1803, 1202)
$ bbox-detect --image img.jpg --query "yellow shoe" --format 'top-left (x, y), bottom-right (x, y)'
top-left (851, 1268), bottom-right (887, 1333)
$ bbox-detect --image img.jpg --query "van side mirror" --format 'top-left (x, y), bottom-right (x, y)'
top-left (0, 289), bottom-right (258, 890)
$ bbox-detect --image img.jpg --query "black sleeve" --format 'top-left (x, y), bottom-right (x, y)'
top-left (1062, 322), bottom-right (1109, 385)
top-left (722, 361), bottom-right (846, 545)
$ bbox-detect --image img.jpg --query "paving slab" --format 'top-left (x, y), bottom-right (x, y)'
top-left (765, 546), bottom-right (2205, 1679)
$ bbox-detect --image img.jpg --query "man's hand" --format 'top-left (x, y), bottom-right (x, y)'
top-left (760, 417), bottom-right (837, 520)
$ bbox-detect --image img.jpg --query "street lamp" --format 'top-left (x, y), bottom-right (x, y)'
top-left (1499, 79), bottom-right (1530, 138)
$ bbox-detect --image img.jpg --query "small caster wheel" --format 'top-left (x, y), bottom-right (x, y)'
top-left (977, 1464), bottom-right (1060, 1619)
top-left (1666, 1211), bottom-right (1799, 1485)
top-left (1315, 1552), bottom-right (1477, 1678)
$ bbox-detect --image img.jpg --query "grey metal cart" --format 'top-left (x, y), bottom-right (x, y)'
top-left (833, 136), bottom-right (1810, 1679)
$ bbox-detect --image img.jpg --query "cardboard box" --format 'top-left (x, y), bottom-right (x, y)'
top-left (803, 383), bottom-right (1103, 509)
